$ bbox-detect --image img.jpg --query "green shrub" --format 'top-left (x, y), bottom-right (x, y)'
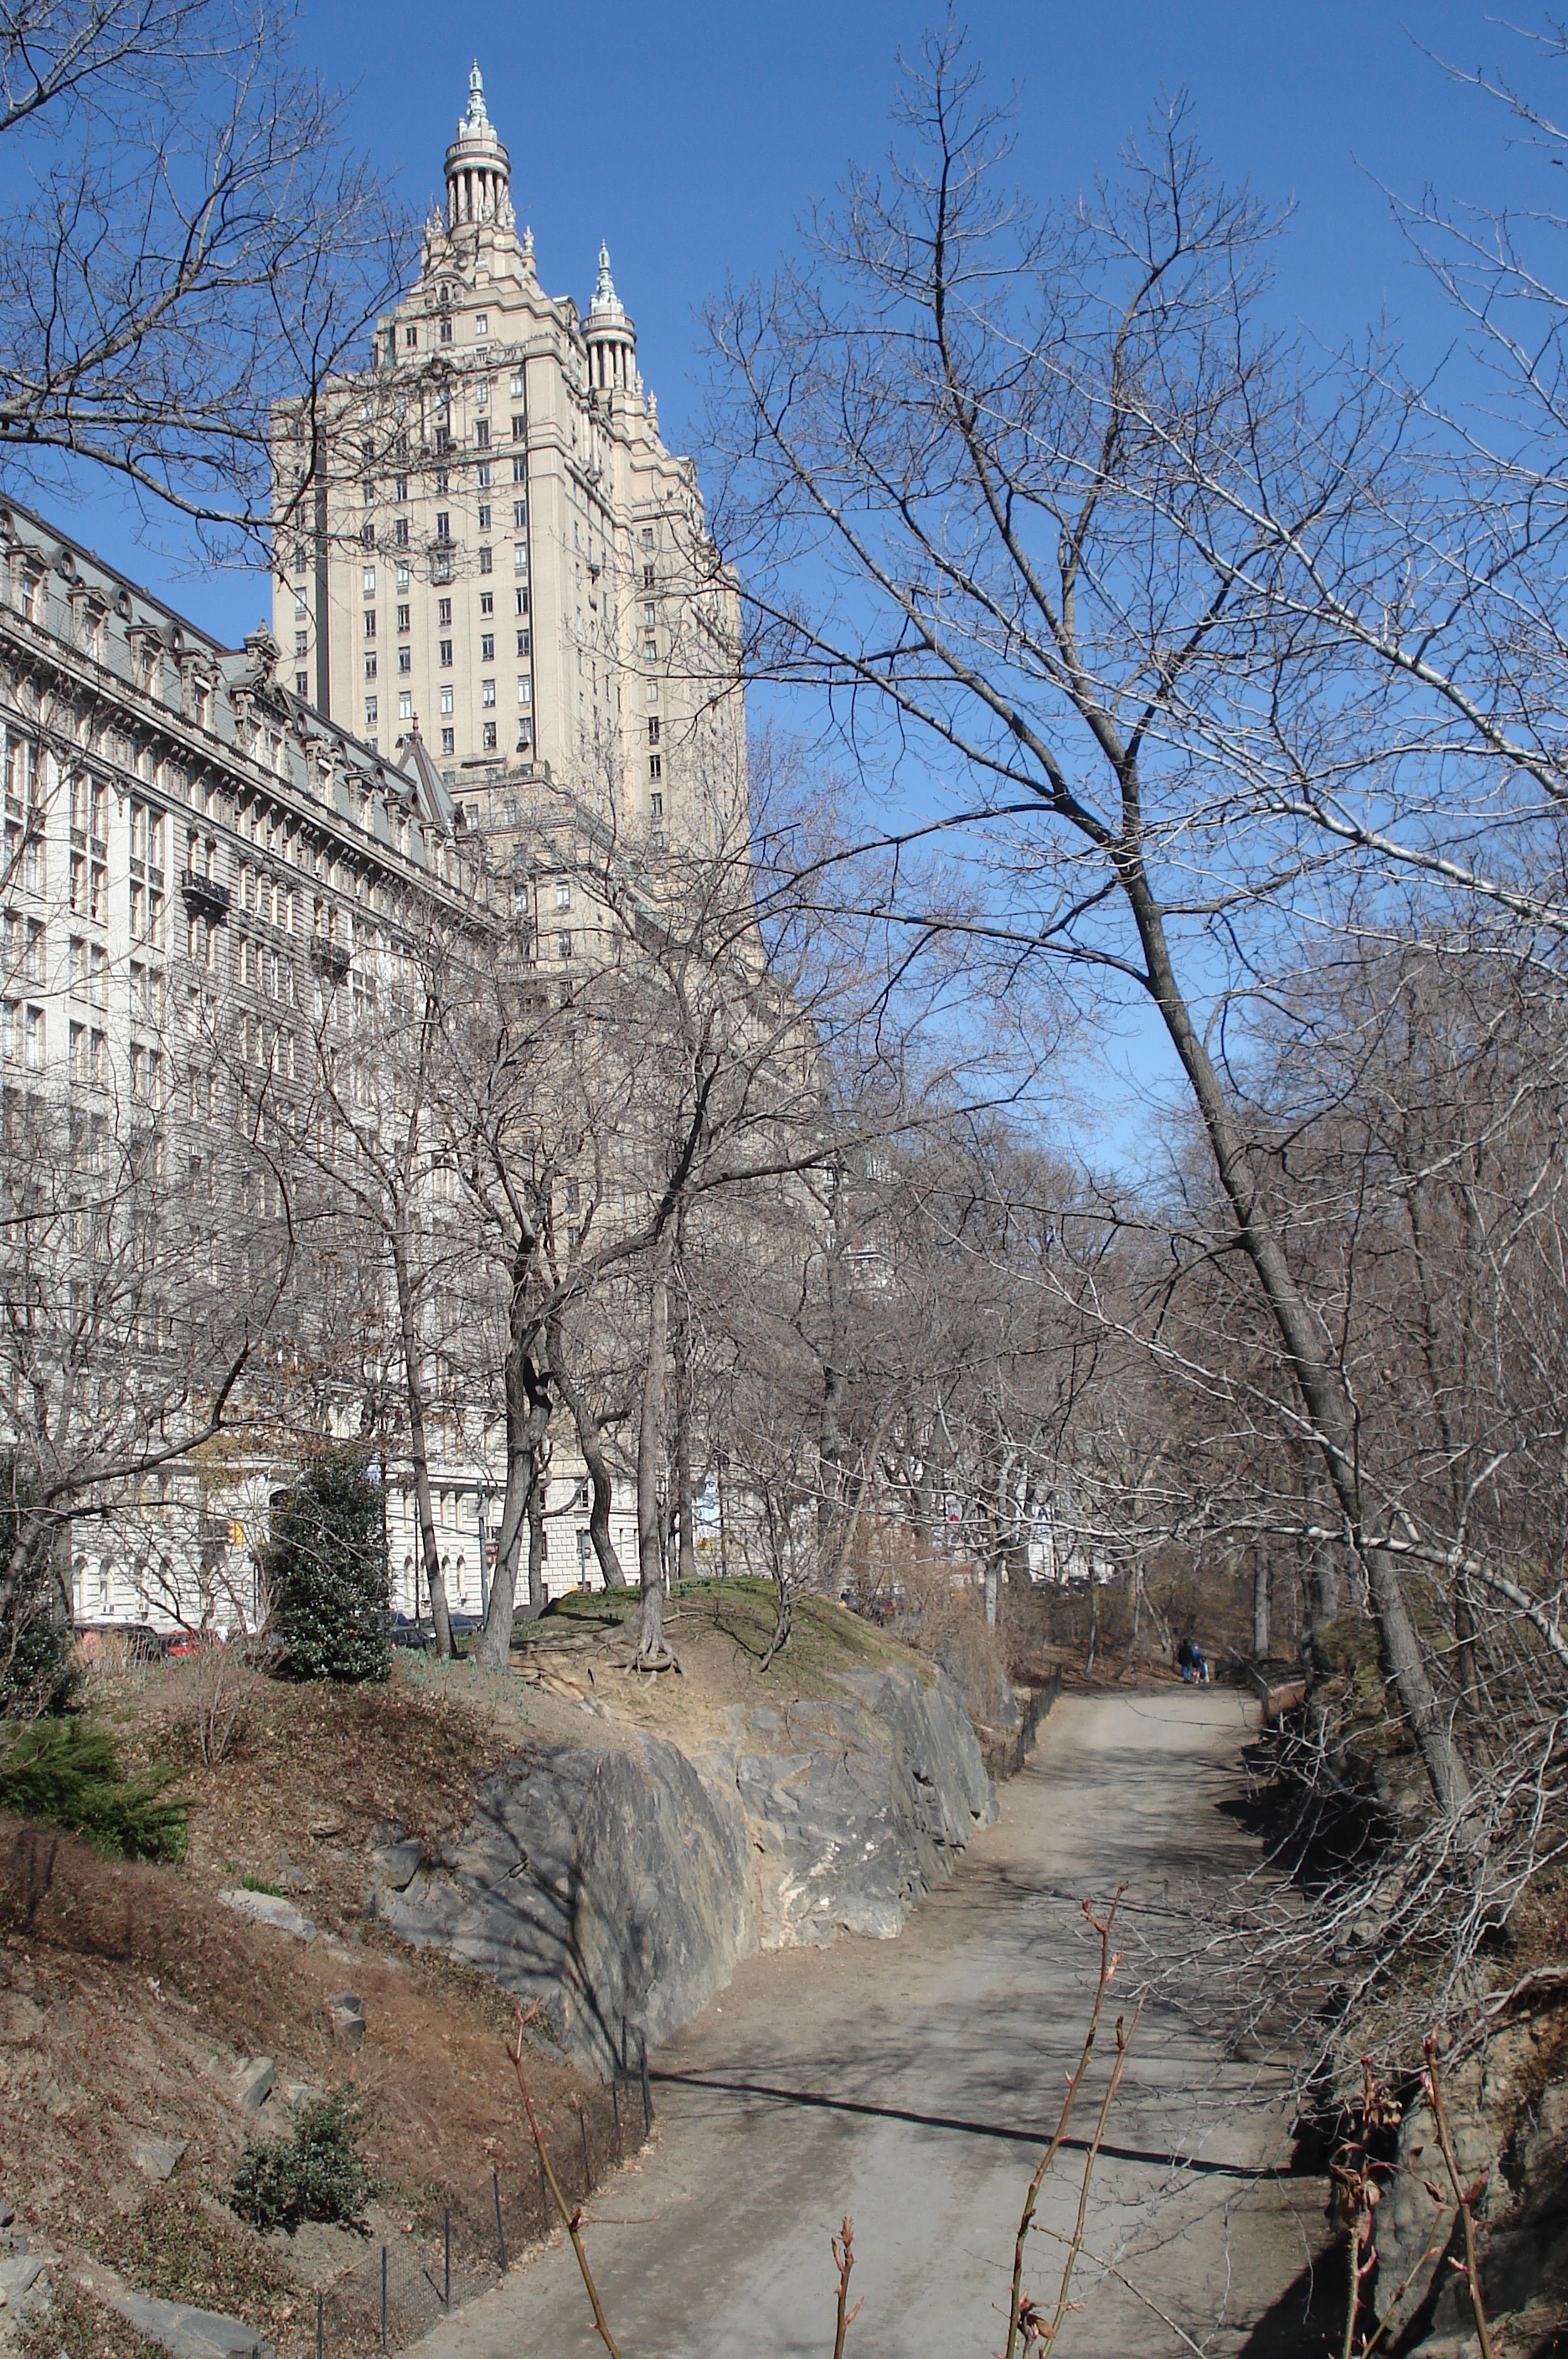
top-left (240, 1871), bottom-right (283, 1896)
top-left (0, 1458), bottom-right (74, 1719)
top-left (264, 1449), bottom-right (389, 1684)
top-left (230, 2091), bottom-right (370, 2233)
top-left (0, 1716), bottom-right (188, 1859)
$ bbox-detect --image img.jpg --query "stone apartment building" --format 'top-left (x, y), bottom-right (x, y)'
top-left (272, 65), bottom-right (748, 874)
top-left (0, 494), bottom-right (649, 1634)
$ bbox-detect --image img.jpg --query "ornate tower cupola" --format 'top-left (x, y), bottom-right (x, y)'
top-left (585, 241), bottom-right (637, 394)
top-left (445, 62), bottom-right (513, 230)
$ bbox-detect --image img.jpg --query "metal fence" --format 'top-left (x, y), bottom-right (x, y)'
top-left (314, 2057), bottom-right (653, 2354)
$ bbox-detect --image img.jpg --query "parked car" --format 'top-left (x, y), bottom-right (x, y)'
top-left (389, 1613), bottom-right (431, 1651)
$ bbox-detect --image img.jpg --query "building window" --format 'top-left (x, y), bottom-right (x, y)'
top-left (395, 476), bottom-right (407, 502)
top-left (441, 686), bottom-right (454, 715)
top-left (513, 501), bottom-right (527, 529)
top-left (397, 563), bottom-right (410, 591)
top-left (476, 313), bottom-right (488, 337)
top-left (363, 567), bottom-right (375, 594)
top-left (649, 753), bottom-right (662, 781)
top-left (296, 671), bottom-right (309, 697)
top-left (558, 932), bottom-right (571, 960)
top-left (511, 414), bottom-right (525, 441)
top-left (364, 653), bottom-right (377, 680)
top-left (478, 545), bottom-right (492, 575)
top-left (439, 638), bottom-right (453, 667)
top-left (441, 727), bottom-right (455, 756)
top-left (514, 544), bottom-right (527, 575)
top-left (516, 629), bottom-right (530, 656)
top-left (650, 791), bottom-right (663, 820)
top-left (405, 324), bottom-right (418, 348)
top-left (439, 317), bottom-right (452, 345)
top-left (364, 609), bottom-right (376, 637)
top-left (398, 647), bottom-right (411, 674)
top-left (640, 527), bottom-right (653, 548)
top-left (399, 691), bottom-right (413, 721)
top-left (365, 697), bottom-right (378, 727)
top-left (361, 523), bottom-right (375, 550)
top-left (516, 589), bottom-right (529, 617)
top-left (517, 677), bottom-right (531, 706)
top-left (476, 419), bottom-right (490, 449)
top-left (648, 715), bottom-right (661, 743)
top-left (481, 632), bottom-right (494, 660)
top-left (436, 512), bottom-right (451, 542)
top-left (435, 468), bottom-right (449, 493)
top-left (438, 599), bottom-right (451, 625)
top-left (397, 604), bottom-right (410, 632)
top-left (482, 721), bottom-right (498, 751)
top-left (434, 554), bottom-right (452, 584)
top-left (295, 589), bottom-right (307, 618)
top-left (482, 679), bottom-right (495, 707)
top-left (644, 636), bottom-right (657, 661)
top-left (395, 518), bottom-right (410, 547)
top-left (555, 880), bottom-right (570, 911)
top-left (512, 457), bottom-right (526, 485)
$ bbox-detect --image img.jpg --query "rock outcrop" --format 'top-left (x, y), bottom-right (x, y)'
top-left (382, 1728), bottom-right (754, 2070)
top-left (728, 1666), bottom-right (997, 1945)
top-left (383, 1665), bottom-right (997, 2069)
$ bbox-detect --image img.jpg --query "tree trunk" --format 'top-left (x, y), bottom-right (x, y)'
top-left (1303, 1469), bottom-right (1340, 1629)
top-left (818, 1161), bottom-right (848, 1560)
top-left (1125, 867), bottom-right (1472, 1820)
top-left (1252, 1543), bottom-right (1271, 1660)
top-left (670, 1230), bottom-right (698, 1586)
top-left (391, 1221), bottom-right (451, 1660)
top-left (526, 1463), bottom-right (547, 1609)
top-left (983, 1556), bottom-right (998, 1632)
top-left (634, 1235), bottom-right (673, 1665)
top-left (547, 1309), bottom-right (627, 1588)
top-left (476, 1344), bottom-right (549, 1668)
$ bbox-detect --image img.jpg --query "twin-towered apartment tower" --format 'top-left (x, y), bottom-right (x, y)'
top-left (274, 65), bottom-right (745, 859)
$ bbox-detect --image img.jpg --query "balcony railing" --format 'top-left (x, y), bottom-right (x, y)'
top-left (179, 869), bottom-right (230, 921)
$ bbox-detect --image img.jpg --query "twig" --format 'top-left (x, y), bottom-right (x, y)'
top-left (830, 2216), bottom-right (863, 2356)
top-left (510, 2006), bottom-right (622, 2359)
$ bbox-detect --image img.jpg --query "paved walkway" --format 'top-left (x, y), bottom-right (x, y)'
top-left (412, 1688), bottom-right (1327, 2359)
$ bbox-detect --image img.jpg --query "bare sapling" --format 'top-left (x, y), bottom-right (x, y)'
top-left (1004, 1890), bottom-right (1146, 2359)
top-left (509, 2005), bottom-right (622, 2359)
top-left (1422, 2036), bottom-right (1494, 2359)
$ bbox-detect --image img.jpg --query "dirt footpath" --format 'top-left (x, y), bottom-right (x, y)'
top-left (410, 1688), bottom-right (1333, 2359)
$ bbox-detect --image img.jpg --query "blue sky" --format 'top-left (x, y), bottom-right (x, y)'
top-left (37, 1), bottom-right (1545, 642)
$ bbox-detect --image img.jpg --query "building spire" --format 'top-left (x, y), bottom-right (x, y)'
top-left (445, 60), bottom-right (511, 232)
top-left (595, 240), bottom-right (616, 311)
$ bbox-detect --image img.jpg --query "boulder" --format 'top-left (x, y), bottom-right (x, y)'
top-left (130, 2137), bottom-right (186, 2183)
top-left (216, 1891), bottom-right (316, 1943)
top-left (101, 2288), bottom-right (274, 2357)
top-left (369, 1838), bottom-right (424, 1892)
top-left (229, 2058), bottom-right (274, 2113)
top-left (0, 2253), bottom-right (45, 2308)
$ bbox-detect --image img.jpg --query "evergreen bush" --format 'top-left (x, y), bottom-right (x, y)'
top-left (0, 1457), bottom-right (74, 1719)
top-left (265, 1449), bottom-right (390, 1682)
top-left (0, 1716), bottom-right (188, 1859)
top-left (229, 2090), bottom-right (371, 2232)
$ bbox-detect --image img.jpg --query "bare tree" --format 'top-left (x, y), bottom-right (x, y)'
top-left (0, 0), bottom-right (409, 545)
top-left (703, 28), bottom-right (1496, 1816)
